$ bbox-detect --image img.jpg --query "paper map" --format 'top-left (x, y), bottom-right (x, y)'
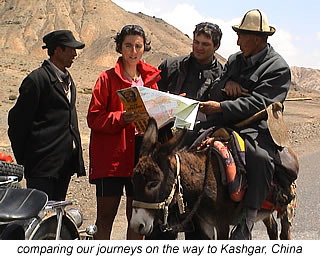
top-left (117, 86), bottom-right (199, 133)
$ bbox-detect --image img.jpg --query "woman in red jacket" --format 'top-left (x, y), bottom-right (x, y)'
top-left (87, 25), bottom-right (160, 239)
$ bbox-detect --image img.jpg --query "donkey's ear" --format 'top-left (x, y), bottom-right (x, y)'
top-left (159, 128), bottom-right (187, 155)
top-left (140, 117), bottom-right (159, 156)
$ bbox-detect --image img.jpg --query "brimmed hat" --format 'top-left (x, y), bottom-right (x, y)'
top-left (42, 30), bottom-right (85, 49)
top-left (232, 9), bottom-right (276, 36)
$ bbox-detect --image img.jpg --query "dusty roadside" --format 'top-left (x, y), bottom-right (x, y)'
top-left (68, 93), bottom-right (320, 240)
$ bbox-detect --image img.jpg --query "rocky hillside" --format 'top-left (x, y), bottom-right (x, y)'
top-left (291, 66), bottom-right (320, 92)
top-left (0, 0), bottom-right (318, 92)
top-left (0, 0), bottom-right (226, 67)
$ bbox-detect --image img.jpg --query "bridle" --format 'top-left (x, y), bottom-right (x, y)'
top-left (132, 142), bottom-right (212, 233)
top-left (132, 154), bottom-right (185, 230)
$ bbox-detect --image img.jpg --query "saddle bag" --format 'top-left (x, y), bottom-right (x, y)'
top-left (197, 128), bottom-right (247, 202)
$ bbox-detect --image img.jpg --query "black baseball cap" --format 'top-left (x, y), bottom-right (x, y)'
top-left (42, 30), bottom-right (85, 49)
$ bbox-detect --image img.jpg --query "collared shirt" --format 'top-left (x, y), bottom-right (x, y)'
top-left (47, 60), bottom-right (74, 150)
top-left (247, 45), bottom-right (269, 67)
top-left (47, 59), bottom-right (71, 101)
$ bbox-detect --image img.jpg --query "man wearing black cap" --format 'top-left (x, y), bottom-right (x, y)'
top-left (8, 30), bottom-right (86, 201)
top-left (199, 9), bottom-right (291, 239)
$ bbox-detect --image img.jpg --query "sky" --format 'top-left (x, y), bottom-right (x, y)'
top-left (113, 0), bottom-right (320, 69)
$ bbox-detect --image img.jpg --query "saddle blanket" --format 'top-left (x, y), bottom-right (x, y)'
top-left (199, 128), bottom-right (294, 212)
top-left (199, 129), bottom-right (246, 202)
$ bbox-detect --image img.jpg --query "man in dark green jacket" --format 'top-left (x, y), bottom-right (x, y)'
top-left (8, 30), bottom-right (86, 201)
top-left (200, 9), bottom-right (291, 239)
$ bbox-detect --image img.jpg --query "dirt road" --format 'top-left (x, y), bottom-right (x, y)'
top-left (67, 94), bottom-right (320, 240)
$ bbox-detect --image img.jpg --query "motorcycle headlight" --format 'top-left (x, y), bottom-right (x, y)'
top-left (66, 208), bottom-right (83, 228)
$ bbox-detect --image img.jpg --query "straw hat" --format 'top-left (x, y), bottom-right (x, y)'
top-left (232, 9), bottom-right (276, 36)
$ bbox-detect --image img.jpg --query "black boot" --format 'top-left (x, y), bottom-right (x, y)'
top-left (230, 208), bottom-right (257, 240)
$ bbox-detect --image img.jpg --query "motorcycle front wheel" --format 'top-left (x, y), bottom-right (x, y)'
top-left (28, 215), bottom-right (80, 240)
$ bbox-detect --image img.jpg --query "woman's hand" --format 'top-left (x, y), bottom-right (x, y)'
top-left (122, 111), bottom-right (137, 124)
top-left (199, 101), bottom-right (222, 115)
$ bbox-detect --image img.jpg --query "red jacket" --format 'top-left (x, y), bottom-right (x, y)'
top-left (87, 58), bottom-right (160, 182)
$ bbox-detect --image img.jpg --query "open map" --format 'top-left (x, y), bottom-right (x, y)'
top-left (117, 86), bottom-right (199, 133)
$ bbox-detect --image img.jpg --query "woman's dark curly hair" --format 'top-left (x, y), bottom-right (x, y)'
top-left (115, 25), bottom-right (151, 53)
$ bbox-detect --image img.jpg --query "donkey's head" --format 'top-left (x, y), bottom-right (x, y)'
top-left (130, 118), bottom-right (186, 235)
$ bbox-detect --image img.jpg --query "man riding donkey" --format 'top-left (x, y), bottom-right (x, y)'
top-left (200, 9), bottom-right (293, 239)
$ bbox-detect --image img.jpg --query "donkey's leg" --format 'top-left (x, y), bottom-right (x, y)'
top-left (279, 195), bottom-right (296, 240)
top-left (263, 213), bottom-right (278, 240)
top-left (185, 218), bottom-right (214, 239)
top-left (280, 212), bottom-right (291, 240)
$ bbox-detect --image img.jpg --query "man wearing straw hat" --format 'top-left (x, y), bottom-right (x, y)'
top-left (199, 9), bottom-right (291, 239)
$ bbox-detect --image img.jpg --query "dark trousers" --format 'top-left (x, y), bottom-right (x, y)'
top-left (26, 174), bottom-right (71, 201)
top-left (244, 133), bottom-right (276, 209)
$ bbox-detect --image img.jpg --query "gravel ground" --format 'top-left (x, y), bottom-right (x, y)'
top-left (66, 94), bottom-right (320, 239)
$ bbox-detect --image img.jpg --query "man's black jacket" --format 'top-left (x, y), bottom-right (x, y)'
top-left (8, 60), bottom-right (86, 178)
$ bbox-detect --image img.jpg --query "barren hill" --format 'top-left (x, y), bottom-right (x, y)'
top-left (291, 66), bottom-right (320, 92)
top-left (0, 0), bottom-right (225, 67)
top-left (1, 0), bottom-right (319, 92)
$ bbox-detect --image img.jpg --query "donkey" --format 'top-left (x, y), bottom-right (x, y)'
top-left (130, 118), bottom-right (297, 239)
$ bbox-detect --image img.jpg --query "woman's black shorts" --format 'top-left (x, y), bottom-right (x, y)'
top-left (94, 177), bottom-right (134, 197)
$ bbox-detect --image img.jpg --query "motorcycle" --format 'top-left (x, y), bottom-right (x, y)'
top-left (0, 154), bottom-right (96, 240)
